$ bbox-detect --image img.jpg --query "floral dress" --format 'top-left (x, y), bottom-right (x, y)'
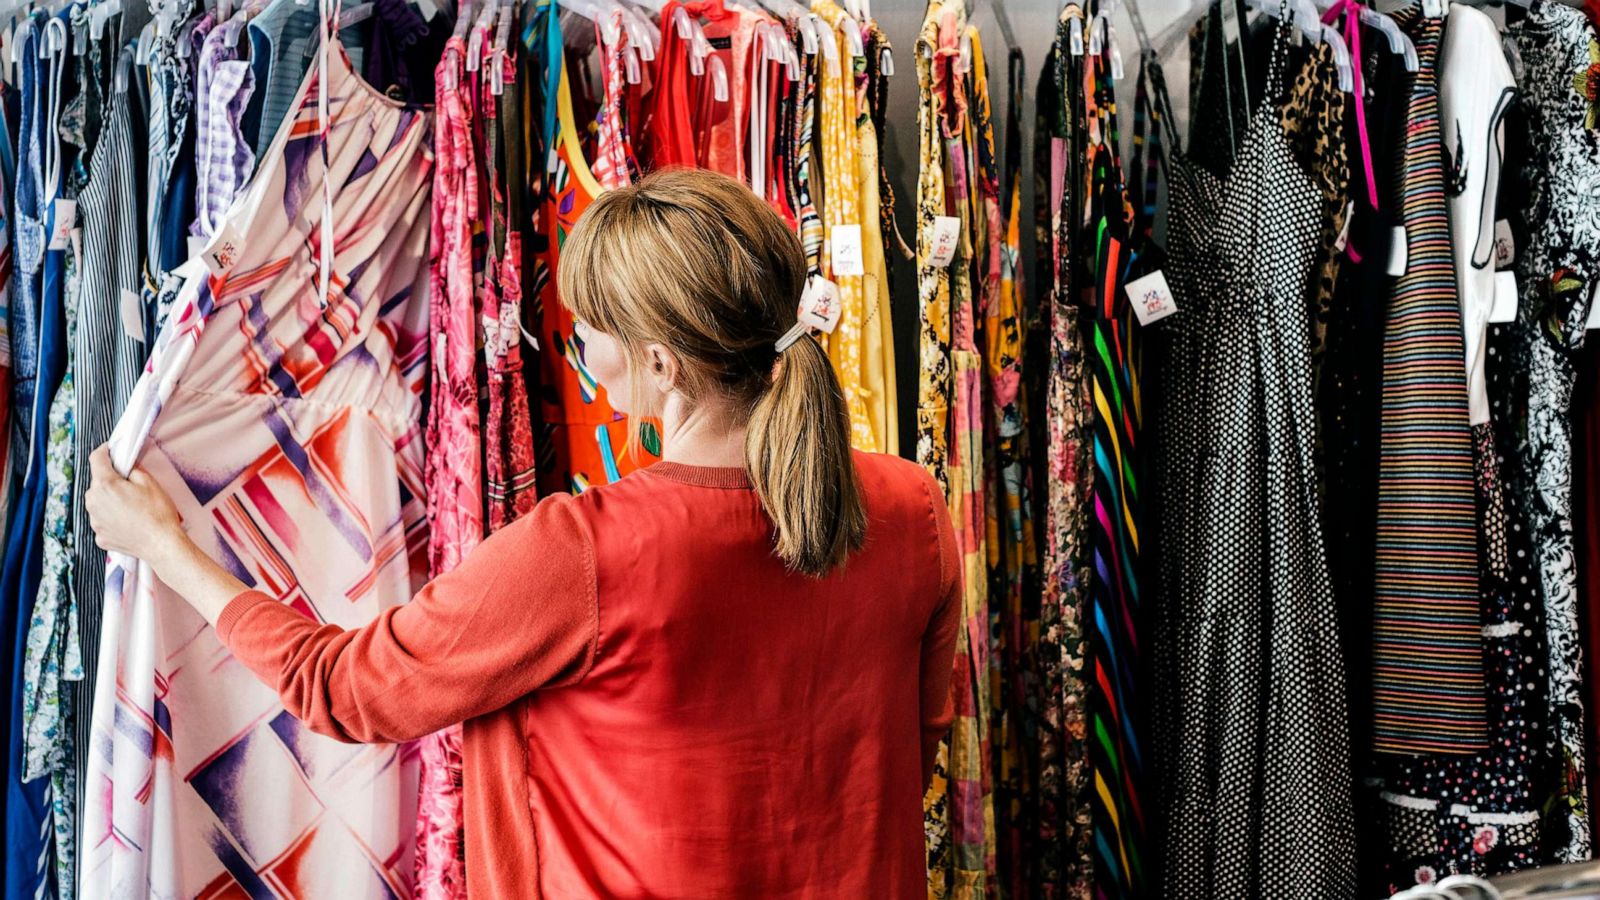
top-left (1495, 1), bottom-right (1600, 863)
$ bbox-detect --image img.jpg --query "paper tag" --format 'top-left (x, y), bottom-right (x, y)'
top-left (1493, 219), bottom-right (1515, 270)
top-left (202, 222), bottom-right (245, 276)
top-left (830, 224), bottom-right (865, 277)
top-left (798, 275), bottom-right (842, 333)
top-left (1125, 269), bottom-right (1180, 326)
top-left (1490, 271), bottom-right (1519, 323)
top-left (415, 0), bottom-right (439, 20)
top-left (1386, 226), bottom-right (1409, 277)
top-left (1422, 0), bottom-right (1446, 17)
top-left (1220, 0), bottom-right (1241, 42)
top-left (119, 287), bottom-right (146, 342)
top-left (928, 215), bottom-right (961, 268)
top-left (1332, 201), bottom-right (1354, 254)
top-left (48, 199), bottom-right (75, 250)
top-left (1069, 17), bottom-right (1084, 55)
top-left (1589, 281), bottom-right (1600, 330)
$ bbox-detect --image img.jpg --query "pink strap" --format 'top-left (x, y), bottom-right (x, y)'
top-left (1323, 0), bottom-right (1378, 212)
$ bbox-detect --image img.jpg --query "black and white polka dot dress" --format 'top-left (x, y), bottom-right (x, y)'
top-left (1149, 17), bottom-right (1356, 899)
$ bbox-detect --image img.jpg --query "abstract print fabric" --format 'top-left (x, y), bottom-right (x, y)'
top-left (80, 44), bottom-right (431, 900)
top-left (535, 34), bottom-right (660, 497)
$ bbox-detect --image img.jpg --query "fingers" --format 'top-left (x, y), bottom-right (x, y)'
top-left (127, 467), bottom-right (155, 489)
top-left (89, 444), bottom-right (116, 483)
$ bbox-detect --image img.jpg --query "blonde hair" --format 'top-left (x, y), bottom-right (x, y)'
top-left (558, 168), bottom-right (867, 577)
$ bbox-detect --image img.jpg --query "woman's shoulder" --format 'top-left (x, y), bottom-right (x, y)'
top-left (850, 450), bottom-right (944, 520)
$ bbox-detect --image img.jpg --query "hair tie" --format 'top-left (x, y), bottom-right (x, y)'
top-left (774, 322), bottom-right (809, 354)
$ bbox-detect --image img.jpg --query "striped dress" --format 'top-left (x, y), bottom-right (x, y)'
top-left (1370, 10), bottom-right (1487, 756)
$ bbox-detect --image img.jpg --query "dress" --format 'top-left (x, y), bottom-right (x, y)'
top-left (68, 50), bottom-right (149, 900)
top-left (1029, 10), bottom-right (1094, 895)
top-left (812, 0), bottom-right (874, 451)
top-left (1496, 0), bottom-right (1600, 863)
top-left (79, 40), bottom-right (431, 899)
top-left (1371, 10), bottom-right (1486, 756)
top-left (534, 34), bottom-right (659, 496)
top-left (1151, 18), bottom-right (1355, 898)
top-left (5, 13), bottom-right (76, 896)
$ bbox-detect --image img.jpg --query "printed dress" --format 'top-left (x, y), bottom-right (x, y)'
top-left (79, 42), bottom-right (431, 899)
top-left (535, 45), bottom-right (659, 497)
top-left (1496, 1), bottom-right (1600, 863)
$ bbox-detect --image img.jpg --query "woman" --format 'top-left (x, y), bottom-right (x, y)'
top-left (85, 169), bottom-right (960, 897)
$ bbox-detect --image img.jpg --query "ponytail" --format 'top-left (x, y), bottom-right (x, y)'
top-left (746, 333), bottom-right (867, 578)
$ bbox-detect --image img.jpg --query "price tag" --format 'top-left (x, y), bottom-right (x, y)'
top-left (119, 287), bottom-right (146, 342)
top-left (201, 222), bottom-right (245, 276)
top-left (1422, 0), bottom-right (1446, 17)
top-left (1490, 272), bottom-right (1519, 323)
top-left (1125, 269), bottom-right (1180, 326)
top-left (1589, 282), bottom-right (1600, 330)
top-left (1069, 16), bottom-right (1084, 55)
top-left (1493, 219), bottom-right (1515, 270)
top-left (830, 224), bottom-right (865, 277)
top-left (1386, 226), bottom-right (1409, 277)
top-left (798, 275), bottom-right (842, 334)
top-left (927, 215), bottom-right (960, 268)
top-left (48, 199), bottom-right (75, 250)
top-left (1332, 201), bottom-right (1354, 254)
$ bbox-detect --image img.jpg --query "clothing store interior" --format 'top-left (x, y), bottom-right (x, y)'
top-left (0, 0), bottom-right (1597, 894)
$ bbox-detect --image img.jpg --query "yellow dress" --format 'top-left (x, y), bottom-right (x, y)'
top-left (811, 0), bottom-right (875, 451)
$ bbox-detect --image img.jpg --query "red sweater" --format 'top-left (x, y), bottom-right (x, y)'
top-left (216, 451), bottom-right (960, 898)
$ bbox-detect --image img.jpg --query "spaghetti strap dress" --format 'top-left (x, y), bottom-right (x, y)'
top-left (1149, 15), bottom-right (1355, 898)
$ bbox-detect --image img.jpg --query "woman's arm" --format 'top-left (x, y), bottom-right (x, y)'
top-left (86, 446), bottom-right (599, 744)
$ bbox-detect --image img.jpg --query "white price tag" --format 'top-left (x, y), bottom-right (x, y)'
top-left (1386, 226), bottom-right (1409, 277)
top-left (119, 288), bottom-right (146, 342)
top-left (1589, 281), bottom-right (1600, 330)
top-left (1069, 17), bottom-right (1084, 56)
top-left (798, 275), bottom-right (842, 334)
top-left (1332, 201), bottom-right (1354, 254)
top-left (1422, 0), bottom-right (1446, 17)
top-left (1125, 269), bottom-right (1180, 326)
top-left (48, 199), bottom-right (75, 250)
top-left (1493, 219), bottom-right (1515, 270)
top-left (202, 222), bottom-right (245, 276)
top-left (927, 215), bottom-right (960, 268)
top-left (1490, 272), bottom-right (1519, 324)
top-left (830, 224), bottom-right (865, 277)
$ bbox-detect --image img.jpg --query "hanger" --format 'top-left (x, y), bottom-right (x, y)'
top-left (1121, 0), bottom-right (1152, 53)
top-left (1357, 6), bottom-right (1417, 70)
top-left (466, 0), bottom-right (496, 70)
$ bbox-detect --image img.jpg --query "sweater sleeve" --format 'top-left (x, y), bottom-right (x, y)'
top-left (919, 471), bottom-right (962, 789)
top-left (215, 494), bottom-right (598, 744)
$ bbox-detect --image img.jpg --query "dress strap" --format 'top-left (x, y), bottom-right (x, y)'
top-left (1323, 0), bottom-right (1377, 211)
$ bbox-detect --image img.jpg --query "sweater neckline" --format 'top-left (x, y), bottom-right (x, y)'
top-left (646, 461), bottom-right (752, 490)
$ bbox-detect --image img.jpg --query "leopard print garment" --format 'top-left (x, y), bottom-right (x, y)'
top-left (1279, 41), bottom-right (1351, 359)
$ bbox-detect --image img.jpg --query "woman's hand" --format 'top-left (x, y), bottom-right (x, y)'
top-left (85, 445), bottom-right (186, 566)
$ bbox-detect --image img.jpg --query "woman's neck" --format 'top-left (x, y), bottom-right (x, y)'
top-left (657, 395), bottom-right (748, 469)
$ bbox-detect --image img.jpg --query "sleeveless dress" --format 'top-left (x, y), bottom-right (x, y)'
top-left (1150, 18), bottom-right (1355, 898)
top-left (535, 33), bottom-right (659, 497)
top-left (79, 40), bottom-right (431, 899)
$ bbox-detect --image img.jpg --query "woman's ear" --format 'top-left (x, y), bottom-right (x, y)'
top-left (643, 343), bottom-right (680, 394)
